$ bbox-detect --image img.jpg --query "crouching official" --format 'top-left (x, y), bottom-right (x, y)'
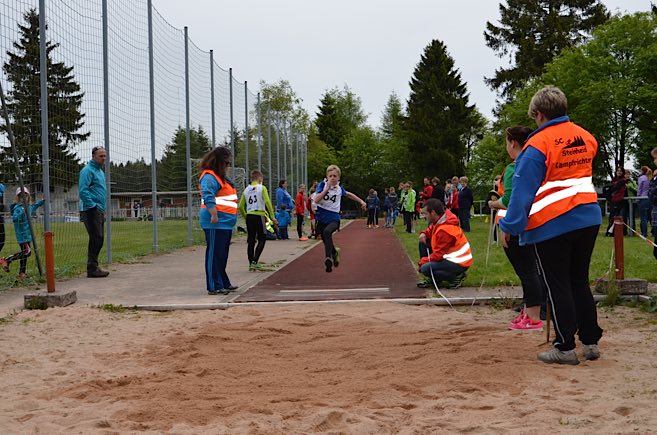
top-left (417, 199), bottom-right (472, 289)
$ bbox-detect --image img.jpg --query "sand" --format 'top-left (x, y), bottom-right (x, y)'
top-left (0, 302), bottom-right (656, 434)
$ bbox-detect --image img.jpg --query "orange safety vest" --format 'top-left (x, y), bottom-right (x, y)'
top-left (432, 222), bottom-right (473, 267)
top-left (495, 164), bottom-right (509, 224)
top-left (523, 121), bottom-right (598, 230)
top-left (198, 169), bottom-right (238, 215)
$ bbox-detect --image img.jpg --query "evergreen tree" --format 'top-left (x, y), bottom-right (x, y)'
top-left (380, 92), bottom-right (405, 141)
top-left (315, 86), bottom-right (366, 152)
top-left (1, 9), bottom-right (89, 189)
top-left (484, 0), bottom-right (608, 101)
top-left (405, 40), bottom-right (475, 180)
top-left (157, 126), bottom-right (211, 192)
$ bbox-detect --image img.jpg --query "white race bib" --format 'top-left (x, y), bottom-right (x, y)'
top-left (244, 184), bottom-right (265, 212)
top-left (317, 181), bottom-right (343, 213)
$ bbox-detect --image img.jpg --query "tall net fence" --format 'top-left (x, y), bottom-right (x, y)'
top-left (0, 0), bottom-right (306, 288)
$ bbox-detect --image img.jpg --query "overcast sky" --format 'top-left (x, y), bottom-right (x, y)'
top-left (152, 0), bottom-right (650, 128)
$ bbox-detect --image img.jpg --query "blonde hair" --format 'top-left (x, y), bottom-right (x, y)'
top-left (528, 85), bottom-right (567, 120)
top-left (326, 164), bottom-right (341, 177)
top-left (641, 166), bottom-right (653, 178)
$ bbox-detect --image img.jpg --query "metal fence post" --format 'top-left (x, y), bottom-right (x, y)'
top-left (184, 26), bottom-right (192, 245)
top-left (229, 68), bottom-right (234, 174)
top-left (267, 107), bottom-right (272, 193)
top-left (283, 118), bottom-right (288, 185)
top-left (210, 49), bottom-right (215, 147)
top-left (147, 0), bottom-right (158, 253)
top-left (39, 0), bottom-right (50, 230)
top-left (275, 113), bottom-right (280, 184)
top-left (257, 93), bottom-right (261, 171)
top-left (101, 0), bottom-right (112, 263)
top-left (244, 81), bottom-right (249, 177)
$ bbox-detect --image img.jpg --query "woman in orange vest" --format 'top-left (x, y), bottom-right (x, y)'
top-left (499, 86), bottom-right (602, 365)
top-left (489, 126), bottom-right (545, 331)
top-left (199, 147), bottom-right (239, 295)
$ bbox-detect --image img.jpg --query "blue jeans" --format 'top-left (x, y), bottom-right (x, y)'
top-left (420, 260), bottom-right (467, 282)
top-left (204, 229), bottom-right (233, 292)
top-left (278, 226), bottom-right (289, 239)
top-left (639, 198), bottom-right (650, 237)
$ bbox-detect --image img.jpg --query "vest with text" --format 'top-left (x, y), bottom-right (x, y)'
top-left (199, 170), bottom-right (238, 215)
top-left (523, 121), bottom-right (598, 230)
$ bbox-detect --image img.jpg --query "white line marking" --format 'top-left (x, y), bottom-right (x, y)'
top-left (279, 287), bottom-right (389, 294)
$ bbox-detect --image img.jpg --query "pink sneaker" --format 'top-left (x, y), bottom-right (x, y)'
top-left (509, 317), bottom-right (543, 331)
top-left (510, 310), bottom-right (525, 325)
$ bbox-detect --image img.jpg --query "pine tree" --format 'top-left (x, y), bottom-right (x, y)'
top-left (157, 126), bottom-right (211, 192)
top-left (380, 92), bottom-right (404, 141)
top-left (1, 9), bottom-right (89, 189)
top-left (405, 40), bottom-right (475, 180)
top-left (315, 92), bottom-right (344, 151)
top-left (485, 0), bottom-right (609, 101)
top-left (315, 86), bottom-right (366, 152)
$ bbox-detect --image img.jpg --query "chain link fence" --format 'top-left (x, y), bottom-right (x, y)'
top-left (0, 0), bottom-right (306, 288)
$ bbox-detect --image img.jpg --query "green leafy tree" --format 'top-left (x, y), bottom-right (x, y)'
top-left (500, 12), bottom-right (657, 179)
top-left (306, 127), bottom-right (337, 185)
top-left (485, 0), bottom-right (608, 101)
top-left (378, 92), bottom-right (414, 185)
top-left (338, 126), bottom-right (384, 199)
top-left (405, 39), bottom-right (476, 180)
top-left (1, 9), bottom-right (89, 188)
top-left (111, 159), bottom-right (152, 192)
top-left (157, 126), bottom-right (211, 192)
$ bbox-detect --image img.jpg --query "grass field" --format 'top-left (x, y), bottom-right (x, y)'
top-left (0, 219), bottom-right (207, 289)
top-left (393, 215), bottom-right (657, 287)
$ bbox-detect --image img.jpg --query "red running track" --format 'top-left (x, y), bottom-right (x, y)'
top-left (236, 221), bottom-right (427, 302)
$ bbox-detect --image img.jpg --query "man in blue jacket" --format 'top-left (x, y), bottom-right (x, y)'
top-left (79, 146), bottom-right (109, 278)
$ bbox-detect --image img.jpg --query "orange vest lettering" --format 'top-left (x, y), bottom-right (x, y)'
top-left (199, 170), bottom-right (238, 215)
top-left (523, 122), bottom-right (597, 230)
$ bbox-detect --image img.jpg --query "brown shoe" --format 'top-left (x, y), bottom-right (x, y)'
top-left (87, 269), bottom-right (110, 278)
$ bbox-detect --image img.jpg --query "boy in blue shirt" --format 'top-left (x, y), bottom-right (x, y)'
top-left (275, 204), bottom-right (291, 239)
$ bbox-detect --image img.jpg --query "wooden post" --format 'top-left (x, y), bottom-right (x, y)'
top-left (44, 231), bottom-right (56, 293)
top-left (613, 216), bottom-right (624, 280)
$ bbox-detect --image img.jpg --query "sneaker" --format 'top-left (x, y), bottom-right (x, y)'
top-left (225, 285), bottom-right (239, 292)
top-left (375, 225), bottom-right (379, 228)
top-left (417, 278), bottom-right (433, 288)
top-left (510, 310), bottom-right (525, 325)
top-left (325, 257), bottom-right (333, 273)
top-left (537, 347), bottom-right (579, 365)
top-left (446, 272), bottom-right (466, 289)
top-left (582, 344), bottom-right (600, 361)
top-left (509, 317), bottom-right (543, 331)
top-left (299, 236), bottom-right (309, 241)
top-left (249, 262), bottom-right (258, 271)
top-left (208, 289), bottom-right (229, 295)
top-left (87, 269), bottom-right (110, 278)
top-left (333, 247), bottom-right (341, 268)
top-left (0, 258), bottom-right (9, 273)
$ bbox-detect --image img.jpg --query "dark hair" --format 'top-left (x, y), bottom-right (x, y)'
top-left (424, 198), bottom-right (445, 215)
top-left (505, 126), bottom-right (533, 147)
top-left (250, 169), bottom-right (263, 181)
top-left (92, 146), bottom-right (105, 156)
top-left (200, 147), bottom-right (231, 177)
top-left (431, 177), bottom-right (440, 185)
top-left (278, 179), bottom-right (287, 188)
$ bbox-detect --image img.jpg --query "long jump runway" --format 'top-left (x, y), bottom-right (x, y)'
top-left (236, 222), bottom-right (427, 302)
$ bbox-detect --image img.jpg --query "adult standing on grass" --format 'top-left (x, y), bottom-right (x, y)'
top-left (488, 126), bottom-right (545, 331)
top-left (275, 179), bottom-right (293, 212)
top-left (499, 86), bottom-right (603, 365)
top-left (199, 147), bottom-right (238, 295)
top-left (79, 146), bottom-right (109, 278)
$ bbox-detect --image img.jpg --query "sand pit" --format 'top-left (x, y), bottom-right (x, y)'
top-left (1, 302), bottom-right (656, 433)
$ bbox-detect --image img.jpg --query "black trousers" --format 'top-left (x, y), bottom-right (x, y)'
top-left (296, 213), bottom-right (304, 238)
top-left (402, 211), bottom-right (413, 232)
top-left (6, 242), bottom-right (31, 274)
top-left (504, 235), bottom-right (545, 308)
top-left (81, 207), bottom-right (105, 272)
top-left (316, 220), bottom-right (340, 259)
top-left (246, 214), bottom-right (267, 264)
top-left (534, 225), bottom-right (603, 351)
top-left (367, 209), bottom-right (376, 226)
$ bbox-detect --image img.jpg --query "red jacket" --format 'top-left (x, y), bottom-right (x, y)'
top-left (295, 192), bottom-right (306, 215)
top-left (418, 209), bottom-right (473, 268)
top-left (421, 185), bottom-right (433, 201)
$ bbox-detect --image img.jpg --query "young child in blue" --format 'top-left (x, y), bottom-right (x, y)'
top-left (0, 187), bottom-right (44, 280)
top-left (313, 164), bottom-right (366, 272)
top-left (275, 204), bottom-right (291, 239)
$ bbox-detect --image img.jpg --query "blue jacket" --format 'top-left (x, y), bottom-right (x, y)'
top-left (11, 200), bottom-right (44, 244)
top-left (79, 160), bottom-right (107, 212)
top-left (199, 173), bottom-right (238, 230)
top-left (275, 187), bottom-right (294, 211)
top-left (275, 209), bottom-right (291, 227)
top-left (499, 116), bottom-right (601, 245)
top-left (366, 194), bottom-right (380, 210)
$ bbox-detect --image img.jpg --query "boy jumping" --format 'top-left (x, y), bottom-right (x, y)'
top-left (313, 165), bottom-right (366, 272)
